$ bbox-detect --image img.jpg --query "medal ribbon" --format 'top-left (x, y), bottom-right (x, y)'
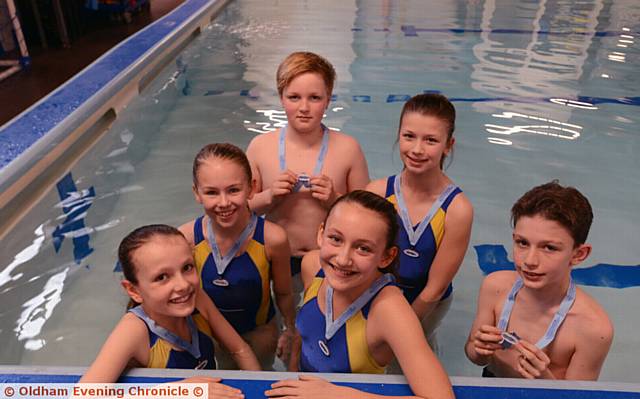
top-left (278, 123), bottom-right (330, 176)
top-left (497, 277), bottom-right (576, 349)
top-left (206, 213), bottom-right (257, 277)
top-left (129, 305), bottom-right (201, 360)
top-left (393, 174), bottom-right (456, 247)
top-left (324, 273), bottom-right (394, 340)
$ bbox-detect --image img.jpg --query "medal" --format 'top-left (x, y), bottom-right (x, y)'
top-left (212, 278), bottom-right (229, 287)
top-left (279, 123), bottom-right (329, 192)
top-left (403, 248), bottom-right (420, 258)
top-left (195, 359), bottom-right (209, 369)
top-left (318, 340), bottom-right (330, 356)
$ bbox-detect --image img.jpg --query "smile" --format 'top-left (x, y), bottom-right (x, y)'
top-left (170, 291), bottom-right (193, 304)
top-left (329, 263), bottom-right (357, 277)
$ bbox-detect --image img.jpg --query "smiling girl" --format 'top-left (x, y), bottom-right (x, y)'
top-left (366, 93), bottom-right (473, 363)
top-left (81, 224), bottom-right (259, 394)
top-left (266, 191), bottom-right (454, 399)
top-left (179, 143), bottom-right (298, 370)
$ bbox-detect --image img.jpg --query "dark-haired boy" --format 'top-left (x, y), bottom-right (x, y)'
top-left (465, 181), bottom-right (613, 380)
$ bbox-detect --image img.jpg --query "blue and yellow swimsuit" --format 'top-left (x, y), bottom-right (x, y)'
top-left (130, 308), bottom-right (215, 369)
top-left (193, 216), bottom-right (275, 334)
top-left (385, 175), bottom-right (461, 303)
top-left (296, 270), bottom-right (391, 373)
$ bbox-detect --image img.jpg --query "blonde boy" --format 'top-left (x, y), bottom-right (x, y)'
top-left (247, 52), bottom-right (369, 275)
top-left (465, 181), bottom-right (613, 379)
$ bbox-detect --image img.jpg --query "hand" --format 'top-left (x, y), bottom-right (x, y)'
top-left (276, 328), bottom-right (297, 363)
top-left (309, 174), bottom-right (337, 207)
top-left (181, 376), bottom-right (244, 399)
top-left (514, 340), bottom-right (554, 379)
top-left (271, 170), bottom-right (298, 201)
top-left (472, 324), bottom-right (504, 357)
top-left (265, 375), bottom-right (351, 399)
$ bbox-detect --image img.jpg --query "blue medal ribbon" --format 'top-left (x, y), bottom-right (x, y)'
top-left (393, 174), bottom-right (456, 253)
top-left (206, 213), bottom-right (257, 281)
top-left (324, 273), bottom-right (394, 342)
top-left (278, 124), bottom-right (330, 192)
top-left (497, 277), bottom-right (576, 349)
top-left (129, 306), bottom-right (202, 361)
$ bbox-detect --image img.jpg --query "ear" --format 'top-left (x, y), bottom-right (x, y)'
top-left (316, 222), bottom-right (325, 248)
top-left (444, 137), bottom-right (456, 156)
top-left (380, 246), bottom-right (399, 269)
top-left (192, 184), bottom-right (204, 205)
top-left (570, 243), bottom-right (592, 267)
top-left (121, 280), bottom-right (143, 304)
top-left (248, 178), bottom-right (258, 200)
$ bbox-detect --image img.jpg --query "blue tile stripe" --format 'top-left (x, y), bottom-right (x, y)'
top-left (0, 0), bottom-right (224, 172)
top-left (1, 371), bottom-right (639, 399)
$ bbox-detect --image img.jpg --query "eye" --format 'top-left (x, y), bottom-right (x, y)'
top-left (514, 238), bottom-right (528, 248)
top-left (426, 137), bottom-right (439, 144)
top-left (154, 273), bottom-right (168, 282)
top-left (544, 245), bottom-right (559, 252)
top-left (183, 263), bottom-right (194, 272)
top-left (311, 95), bottom-right (322, 101)
top-left (357, 245), bottom-right (372, 254)
top-left (327, 234), bottom-right (342, 244)
top-left (204, 189), bottom-right (218, 196)
top-left (402, 132), bottom-right (415, 140)
top-left (229, 187), bottom-right (241, 194)
top-left (287, 95), bottom-right (299, 101)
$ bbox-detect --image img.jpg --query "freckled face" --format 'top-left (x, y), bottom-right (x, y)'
top-left (281, 72), bottom-right (330, 134)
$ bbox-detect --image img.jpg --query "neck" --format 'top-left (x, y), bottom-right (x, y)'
top-left (521, 275), bottom-right (572, 308)
top-left (401, 168), bottom-right (448, 197)
top-left (209, 207), bottom-right (252, 239)
top-left (286, 124), bottom-right (325, 147)
top-left (142, 306), bottom-right (189, 338)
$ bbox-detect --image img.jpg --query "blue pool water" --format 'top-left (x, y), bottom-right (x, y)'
top-left (0, 0), bottom-right (639, 383)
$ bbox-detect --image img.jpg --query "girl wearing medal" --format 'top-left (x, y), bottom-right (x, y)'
top-left (81, 224), bottom-right (260, 393)
top-left (266, 191), bottom-right (454, 399)
top-left (366, 93), bottom-right (473, 362)
top-left (179, 143), bottom-right (298, 370)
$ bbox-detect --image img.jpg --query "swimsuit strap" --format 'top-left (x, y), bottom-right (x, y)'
top-left (393, 173), bottom-right (457, 247)
top-left (278, 123), bottom-right (330, 175)
top-left (129, 305), bottom-right (201, 359)
top-left (206, 213), bottom-right (257, 277)
top-left (324, 273), bottom-right (394, 340)
top-left (497, 277), bottom-right (576, 349)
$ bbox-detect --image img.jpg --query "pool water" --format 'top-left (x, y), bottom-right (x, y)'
top-left (1, 0), bottom-right (639, 382)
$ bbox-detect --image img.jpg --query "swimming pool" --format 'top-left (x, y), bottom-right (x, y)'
top-left (0, 0), bottom-right (639, 384)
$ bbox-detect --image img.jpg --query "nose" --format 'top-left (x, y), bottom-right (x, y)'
top-left (336, 246), bottom-right (352, 267)
top-left (174, 272), bottom-right (191, 292)
top-left (523, 247), bottom-right (539, 269)
top-left (219, 192), bottom-right (230, 207)
top-left (411, 139), bottom-right (424, 154)
top-left (299, 99), bottom-right (310, 112)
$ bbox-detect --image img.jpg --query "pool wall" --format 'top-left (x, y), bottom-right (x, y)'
top-left (0, 0), bottom-right (231, 240)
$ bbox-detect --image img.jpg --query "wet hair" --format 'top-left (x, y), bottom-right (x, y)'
top-left (192, 143), bottom-right (252, 186)
top-left (398, 93), bottom-right (456, 169)
top-left (324, 190), bottom-right (399, 274)
top-left (118, 224), bottom-right (186, 285)
top-left (276, 51), bottom-right (336, 97)
top-left (511, 180), bottom-right (593, 246)
top-left (118, 224), bottom-right (187, 309)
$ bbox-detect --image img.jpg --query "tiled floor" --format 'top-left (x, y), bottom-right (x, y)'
top-left (0, 0), bottom-right (183, 126)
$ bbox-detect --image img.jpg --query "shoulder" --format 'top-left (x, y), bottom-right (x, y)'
top-left (446, 190), bottom-right (474, 221)
top-left (178, 219), bottom-right (197, 246)
top-left (328, 130), bottom-right (363, 151)
top-left (115, 312), bottom-right (150, 343)
top-left (365, 178), bottom-right (388, 197)
top-left (481, 271), bottom-right (518, 297)
top-left (572, 288), bottom-right (614, 343)
top-left (369, 284), bottom-right (410, 316)
top-left (247, 131), bottom-right (278, 158)
top-left (263, 219), bottom-right (288, 247)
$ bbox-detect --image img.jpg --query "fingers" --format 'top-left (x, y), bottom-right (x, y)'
top-left (182, 376), bottom-right (222, 383)
top-left (514, 341), bottom-right (551, 379)
top-left (209, 383), bottom-right (244, 399)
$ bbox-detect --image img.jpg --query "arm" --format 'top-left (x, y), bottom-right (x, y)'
top-left (195, 289), bottom-right (261, 371)
top-left (80, 314), bottom-right (148, 383)
top-left (264, 222), bottom-right (300, 368)
top-left (564, 318), bottom-right (613, 380)
top-left (412, 194), bottom-right (473, 319)
top-left (246, 134), bottom-right (297, 215)
top-left (345, 137), bottom-right (370, 192)
top-left (464, 274), bottom-right (504, 366)
top-left (365, 178), bottom-right (387, 197)
top-left (300, 250), bottom-right (321, 291)
top-left (177, 220), bottom-right (196, 248)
